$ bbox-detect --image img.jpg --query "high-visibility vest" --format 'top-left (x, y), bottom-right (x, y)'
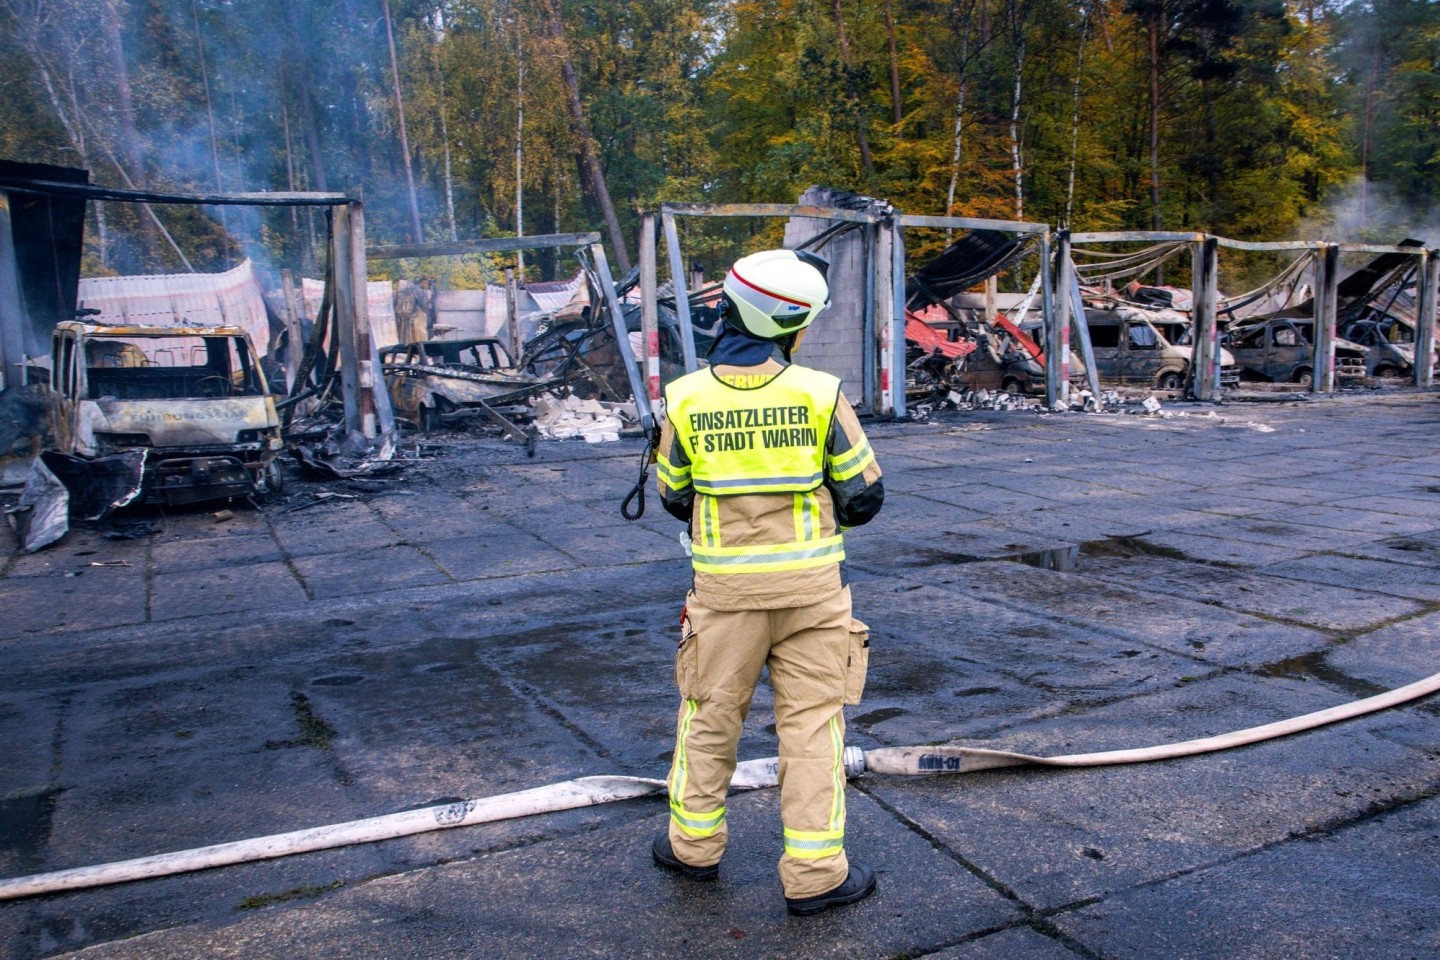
top-left (663, 364), bottom-right (845, 575)
top-left (665, 364), bottom-right (840, 496)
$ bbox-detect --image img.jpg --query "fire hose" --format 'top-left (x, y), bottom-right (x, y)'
top-left (2, 669), bottom-right (1437, 902)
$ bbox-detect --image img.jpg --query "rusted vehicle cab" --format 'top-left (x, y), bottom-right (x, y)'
top-left (1084, 306), bottom-right (1239, 390)
top-left (50, 321), bottom-right (283, 504)
top-left (1226, 318), bottom-right (1367, 387)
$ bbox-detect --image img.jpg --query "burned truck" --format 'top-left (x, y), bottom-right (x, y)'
top-left (49, 320), bottom-right (283, 504)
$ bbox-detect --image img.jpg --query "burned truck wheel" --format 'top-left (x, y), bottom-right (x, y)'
top-left (1155, 370), bottom-right (1183, 391)
top-left (1374, 364), bottom-right (1400, 379)
top-left (1292, 367), bottom-right (1314, 389)
top-left (258, 459), bottom-right (285, 502)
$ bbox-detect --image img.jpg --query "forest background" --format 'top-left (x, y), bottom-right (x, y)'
top-left (0, 0), bottom-right (1436, 288)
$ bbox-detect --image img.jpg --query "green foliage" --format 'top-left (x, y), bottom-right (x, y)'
top-left (0, 0), bottom-right (1432, 285)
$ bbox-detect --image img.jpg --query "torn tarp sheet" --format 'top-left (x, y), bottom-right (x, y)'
top-left (6, 456), bottom-right (69, 552)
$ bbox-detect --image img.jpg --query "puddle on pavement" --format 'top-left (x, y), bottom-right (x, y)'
top-left (311, 675), bottom-right (365, 686)
top-left (1256, 652), bottom-right (1386, 699)
top-left (0, 788), bottom-right (62, 870)
top-left (851, 707), bottom-right (907, 727)
top-left (915, 533), bottom-right (1192, 572)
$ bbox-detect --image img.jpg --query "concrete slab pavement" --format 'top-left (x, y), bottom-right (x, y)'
top-left (2, 392), bottom-right (1439, 958)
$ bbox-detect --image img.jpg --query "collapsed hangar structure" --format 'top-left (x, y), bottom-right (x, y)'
top-left (2, 160), bottom-right (1439, 475)
top-left (634, 187), bottom-right (1440, 422)
top-left (0, 160), bottom-right (393, 446)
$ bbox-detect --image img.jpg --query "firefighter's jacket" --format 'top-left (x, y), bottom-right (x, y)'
top-left (656, 358), bottom-right (884, 610)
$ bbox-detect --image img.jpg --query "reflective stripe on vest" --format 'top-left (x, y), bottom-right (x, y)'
top-left (664, 364), bottom-right (840, 497)
top-left (690, 535), bottom-right (845, 574)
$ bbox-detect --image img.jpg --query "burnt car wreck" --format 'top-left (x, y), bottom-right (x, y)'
top-left (51, 320), bottom-right (283, 504)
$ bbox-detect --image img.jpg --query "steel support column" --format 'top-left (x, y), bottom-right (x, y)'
top-left (1042, 231), bottom-right (1065, 409)
top-left (592, 242), bottom-right (653, 434)
top-left (1059, 234), bottom-right (1103, 403)
top-left (1190, 236), bottom-right (1220, 400)
top-left (862, 223), bottom-right (877, 413)
top-left (332, 203), bottom-right (393, 443)
top-left (1415, 249), bottom-right (1437, 389)
top-left (660, 211), bottom-right (698, 373)
top-left (639, 214), bottom-right (661, 407)
top-left (887, 215), bottom-right (907, 419)
top-left (504, 268), bottom-right (519, 360)
top-left (1313, 243), bottom-right (1340, 394)
top-left (332, 205), bottom-right (362, 436)
top-left (0, 196), bottom-right (25, 391)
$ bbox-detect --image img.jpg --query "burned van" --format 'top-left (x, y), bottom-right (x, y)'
top-left (50, 321), bottom-right (283, 504)
top-left (1083, 306), bottom-right (1239, 390)
top-left (1338, 315), bottom-right (1437, 380)
top-left (1226, 318), bottom-right (1367, 387)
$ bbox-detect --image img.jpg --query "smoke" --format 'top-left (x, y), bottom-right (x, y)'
top-left (1300, 176), bottom-right (1440, 247)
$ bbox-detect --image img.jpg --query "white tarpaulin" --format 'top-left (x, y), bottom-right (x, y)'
top-left (302, 278), bottom-right (399, 350)
top-left (76, 259), bottom-right (272, 357)
top-left (482, 273), bottom-right (588, 341)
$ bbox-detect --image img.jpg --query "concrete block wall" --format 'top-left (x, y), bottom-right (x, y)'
top-left (783, 186), bottom-right (873, 407)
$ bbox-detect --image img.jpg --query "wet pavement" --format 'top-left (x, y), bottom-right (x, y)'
top-left (2, 391), bottom-right (1439, 959)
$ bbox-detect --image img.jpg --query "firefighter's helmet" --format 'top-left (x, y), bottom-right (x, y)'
top-left (721, 249), bottom-right (831, 341)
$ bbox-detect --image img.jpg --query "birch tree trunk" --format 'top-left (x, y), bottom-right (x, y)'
top-left (1147, 5), bottom-right (1162, 231)
top-left (515, 29), bottom-right (525, 276)
top-left (885, 0), bottom-right (902, 128)
top-left (1064, 6), bottom-right (1090, 227)
top-left (945, 27), bottom-right (971, 220)
top-left (438, 57), bottom-right (458, 242)
top-left (1146, 3), bottom-right (1164, 281)
top-left (103, 0), bottom-right (156, 266)
top-left (283, 6), bottom-right (329, 193)
top-left (191, 0), bottom-right (230, 267)
top-left (1008, 0), bottom-right (1026, 219)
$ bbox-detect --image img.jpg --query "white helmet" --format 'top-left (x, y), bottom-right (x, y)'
top-left (721, 249), bottom-right (831, 341)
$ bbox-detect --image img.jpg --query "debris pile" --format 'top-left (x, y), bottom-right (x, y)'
top-left (530, 393), bottom-right (637, 443)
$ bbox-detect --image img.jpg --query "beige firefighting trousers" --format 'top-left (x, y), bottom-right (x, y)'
top-left (666, 585), bottom-right (870, 899)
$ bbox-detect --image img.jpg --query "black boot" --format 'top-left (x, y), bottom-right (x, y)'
top-left (784, 864), bottom-right (877, 916)
top-left (651, 830), bottom-right (719, 881)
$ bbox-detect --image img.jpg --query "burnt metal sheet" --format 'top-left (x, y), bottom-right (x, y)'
top-left (366, 233), bottom-right (601, 261)
top-left (660, 202), bottom-right (882, 224)
top-left (40, 450), bottom-right (146, 521)
top-left (906, 230), bottom-right (1035, 311)
top-left (6, 456), bottom-right (69, 552)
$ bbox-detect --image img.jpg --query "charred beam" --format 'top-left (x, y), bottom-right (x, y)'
top-left (366, 232), bottom-right (601, 261)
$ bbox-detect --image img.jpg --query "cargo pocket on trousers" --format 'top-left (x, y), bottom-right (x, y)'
top-left (843, 618), bottom-right (870, 706)
top-left (675, 610), bottom-right (701, 701)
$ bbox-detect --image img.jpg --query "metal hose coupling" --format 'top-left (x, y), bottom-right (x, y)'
top-left (843, 745), bottom-right (866, 778)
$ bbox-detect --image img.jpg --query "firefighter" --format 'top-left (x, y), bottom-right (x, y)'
top-left (651, 249), bottom-right (884, 916)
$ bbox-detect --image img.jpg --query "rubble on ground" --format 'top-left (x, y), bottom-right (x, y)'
top-left (530, 393), bottom-right (638, 442)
